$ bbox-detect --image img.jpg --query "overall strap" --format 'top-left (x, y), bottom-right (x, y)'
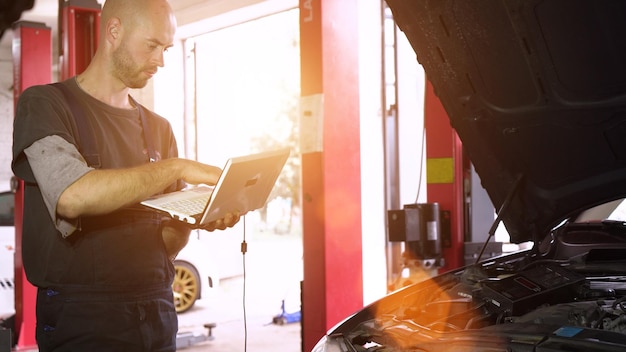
top-left (129, 96), bottom-right (158, 163)
top-left (52, 82), bottom-right (101, 168)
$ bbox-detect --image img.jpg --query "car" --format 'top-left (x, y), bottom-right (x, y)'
top-left (0, 188), bottom-right (219, 316)
top-left (313, 1), bottom-right (626, 351)
top-left (173, 230), bottom-right (220, 314)
top-left (173, 223), bottom-right (245, 313)
top-left (0, 190), bottom-right (15, 322)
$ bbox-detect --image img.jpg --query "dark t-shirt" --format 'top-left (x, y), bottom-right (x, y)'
top-left (12, 78), bottom-right (181, 289)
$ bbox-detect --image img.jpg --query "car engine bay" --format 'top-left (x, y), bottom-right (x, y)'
top-left (337, 221), bottom-right (626, 351)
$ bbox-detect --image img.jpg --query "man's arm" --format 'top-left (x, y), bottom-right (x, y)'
top-left (26, 135), bottom-right (222, 220)
top-left (57, 157), bottom-right (221, 219)
top-left (26, 136), bottom-right (241, 242)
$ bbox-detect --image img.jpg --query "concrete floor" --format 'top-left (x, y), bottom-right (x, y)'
top-left (176, 232), bottom-right (304, 352)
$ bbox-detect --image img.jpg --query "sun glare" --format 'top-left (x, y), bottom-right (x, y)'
top-left (193, 9), bottom-right (300, 165)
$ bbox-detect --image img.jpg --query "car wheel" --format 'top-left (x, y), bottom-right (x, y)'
top-left (172, 260), bottom-right (200, 314)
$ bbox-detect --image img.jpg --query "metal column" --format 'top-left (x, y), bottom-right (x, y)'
top-left (11, 1), bottom-right (100, 348)
top-left (12, 21), bottom-right (52, 350)
top-left (424, 80), bottom-right (466, 272)
top-left (299, 0), bottom-right (363, 351)
top-left (59, 0), bottom-right (101, 79)
top-left (381, 1), bottom-right (403, 291)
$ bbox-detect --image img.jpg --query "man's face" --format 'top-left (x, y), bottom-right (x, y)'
top-left (111, 13), bottom-right (175, 89)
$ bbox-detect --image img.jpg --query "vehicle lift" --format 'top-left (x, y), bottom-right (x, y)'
top-left (12, 19), bottom-right (51, 352)
top-left (11, 1), bottom-right (214, 349)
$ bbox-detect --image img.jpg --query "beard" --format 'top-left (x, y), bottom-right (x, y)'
top-left (111, 41), bottom-right (153, 89)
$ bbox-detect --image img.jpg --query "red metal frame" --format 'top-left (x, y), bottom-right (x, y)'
top-left (59, 0), bottom-right (101, 79)
top-left (300, 0), bottom-right (363, 350)
top-left (12, 1), bottom-right (101, 348)
top-left (12, 22), bottom-right (52, 108)
top-left (424, 80), bottom-right (466, 272)
top-left (12, 21), bottom-right (52, 350)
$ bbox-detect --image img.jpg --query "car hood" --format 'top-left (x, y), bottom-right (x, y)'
top-left (385, 0), bottom-right (626, 243)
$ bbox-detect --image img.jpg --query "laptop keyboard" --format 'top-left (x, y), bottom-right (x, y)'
top-left (161, 195), bottom-right (210, 216)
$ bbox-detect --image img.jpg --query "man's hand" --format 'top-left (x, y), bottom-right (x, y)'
top-left (161, 219), bottom-right (192, 261)
top-left (162, 211), bottom-right (242, 261)
top-left (202, 211), bottom-right (243, 232)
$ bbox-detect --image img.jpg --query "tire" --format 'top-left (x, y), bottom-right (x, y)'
top-left (172, 260), bottom-right (200, 314)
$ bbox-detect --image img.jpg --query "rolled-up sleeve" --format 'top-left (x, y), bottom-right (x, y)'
top-left (24, 135), bottom-right (94, 237)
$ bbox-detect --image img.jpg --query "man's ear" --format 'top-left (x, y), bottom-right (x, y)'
top-left (105, 17), bottom-right (122, 45)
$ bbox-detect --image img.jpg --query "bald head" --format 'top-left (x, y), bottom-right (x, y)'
top-left (85, 0), bottom-right (177, 90)
top-left (101, 0), bottom-right (176, 39)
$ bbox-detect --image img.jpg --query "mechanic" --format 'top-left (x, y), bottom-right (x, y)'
top-left (11, 0), bottom-right (239, 350)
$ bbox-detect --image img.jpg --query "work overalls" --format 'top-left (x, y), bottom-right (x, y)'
top-left (35, 209), bottom-right (178, 352)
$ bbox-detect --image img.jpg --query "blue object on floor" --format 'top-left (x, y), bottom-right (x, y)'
top-left (272, 299), bottom-right (301, 325)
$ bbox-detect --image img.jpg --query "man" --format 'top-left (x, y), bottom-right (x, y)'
top-left (12, 0), bottom-right (239, 350)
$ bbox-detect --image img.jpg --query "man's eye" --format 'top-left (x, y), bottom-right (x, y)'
top-left (147, 42), bottom-right (160, 51)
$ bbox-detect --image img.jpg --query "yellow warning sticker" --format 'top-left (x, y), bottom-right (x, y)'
top-left (426, 158), bottom-right (454, 184)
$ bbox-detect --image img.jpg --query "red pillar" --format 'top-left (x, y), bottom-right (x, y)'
top-left (12, 1), bottom-right (100, 347)
top-left (12, 21), bottom-right (52, 350)
top-left (424, 80), bottom-right (465, 272)
top-left (59, 0), bottom-right (101, 79)
top-left (299, 0), bottom-right (363, 350)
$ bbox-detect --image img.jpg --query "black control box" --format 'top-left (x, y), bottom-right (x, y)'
top-left (478, 264), bottom-right (585, 316)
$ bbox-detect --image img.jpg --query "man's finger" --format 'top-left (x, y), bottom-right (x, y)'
top-left (214, 218), bottom-right (226, 230)
top-left (225, 212), bottom-right (239, 227)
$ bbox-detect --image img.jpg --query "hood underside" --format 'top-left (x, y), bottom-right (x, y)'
top-left (385, 0), bottom-right (626, 243)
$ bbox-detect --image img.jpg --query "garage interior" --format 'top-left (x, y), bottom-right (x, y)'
top-left (0, 1), bottom-right (520, 351)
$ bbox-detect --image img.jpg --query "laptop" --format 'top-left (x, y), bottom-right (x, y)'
top-left (141, 148), bottom-right (290, 227)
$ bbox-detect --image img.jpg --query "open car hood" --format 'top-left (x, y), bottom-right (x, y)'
top-left (386, 0), bottom-right (626, 243)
